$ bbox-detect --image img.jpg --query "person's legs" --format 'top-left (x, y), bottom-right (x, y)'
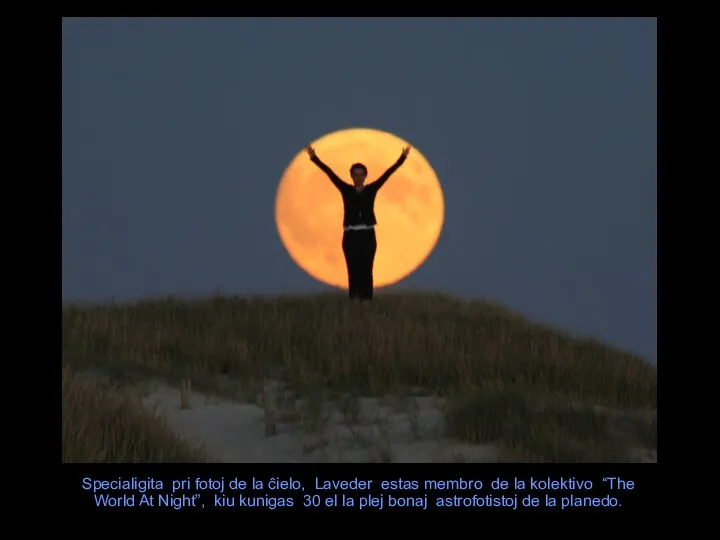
top-left (358, 230), bottom-right (377, 300)
top-left (342, 231), bottom-right (359, 299)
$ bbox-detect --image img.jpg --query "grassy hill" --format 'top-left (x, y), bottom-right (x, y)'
top-left (61, 292), bottom-right (657, 463)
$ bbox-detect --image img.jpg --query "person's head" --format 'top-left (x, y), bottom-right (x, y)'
top-left (350, 163), bottom-right (367, 187)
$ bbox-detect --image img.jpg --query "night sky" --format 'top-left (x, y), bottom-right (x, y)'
top-left (62, 18), bottom-right (656, 361)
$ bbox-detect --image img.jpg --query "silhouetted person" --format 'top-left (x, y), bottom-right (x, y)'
top-left (306, 143), bottom-right (411, 301)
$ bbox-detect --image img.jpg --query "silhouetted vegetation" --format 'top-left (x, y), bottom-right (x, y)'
top-left (62, 292), bottom-right (656, 462)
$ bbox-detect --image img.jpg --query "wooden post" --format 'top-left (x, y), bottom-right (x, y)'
top-left (180, 379), bottom-right (192, 409)
top-left (263, 378), bottom-right (277, 436)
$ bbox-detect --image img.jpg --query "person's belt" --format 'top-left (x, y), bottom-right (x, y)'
top-left (344, 224), bottom-right (375, 231)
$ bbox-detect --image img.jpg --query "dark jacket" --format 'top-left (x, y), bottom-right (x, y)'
top-left (310, 154), bottom-right (406, 227)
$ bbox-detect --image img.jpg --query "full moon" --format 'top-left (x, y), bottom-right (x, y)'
top-left (275, 128), bottom-right (445, 289)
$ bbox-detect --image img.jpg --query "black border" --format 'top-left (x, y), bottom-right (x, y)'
top-left (52, 15), bottom-right (671, 520)
top-left (64, 463), bottom-right (656, 516)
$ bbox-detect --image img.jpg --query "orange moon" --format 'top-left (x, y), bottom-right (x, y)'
top-left (275, 128), bottom-right (445, 289)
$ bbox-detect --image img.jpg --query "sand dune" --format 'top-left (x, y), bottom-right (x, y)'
top-left (141, 383), bottom-right (500, 463)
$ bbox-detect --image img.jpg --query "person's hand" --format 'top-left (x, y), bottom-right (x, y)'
top-left (401, 145), bottom-right (412, 158)
top-left (305, 145), bottom-right (316, 159)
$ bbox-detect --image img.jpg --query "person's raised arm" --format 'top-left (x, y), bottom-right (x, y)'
top-left (306, 145), bottom-right (346, 191)
top-left (368, 145), bottom-right (411, 191)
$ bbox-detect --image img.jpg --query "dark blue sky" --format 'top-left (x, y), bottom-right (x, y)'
top-left (62, 18), bottom-right (657, 361)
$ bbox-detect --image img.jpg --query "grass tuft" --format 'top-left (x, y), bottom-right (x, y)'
top-left (62, 366), bottom-right (206, 463)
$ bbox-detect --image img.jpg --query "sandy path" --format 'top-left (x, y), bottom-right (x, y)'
top-left (141, 383), bottom-right (500, 463)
